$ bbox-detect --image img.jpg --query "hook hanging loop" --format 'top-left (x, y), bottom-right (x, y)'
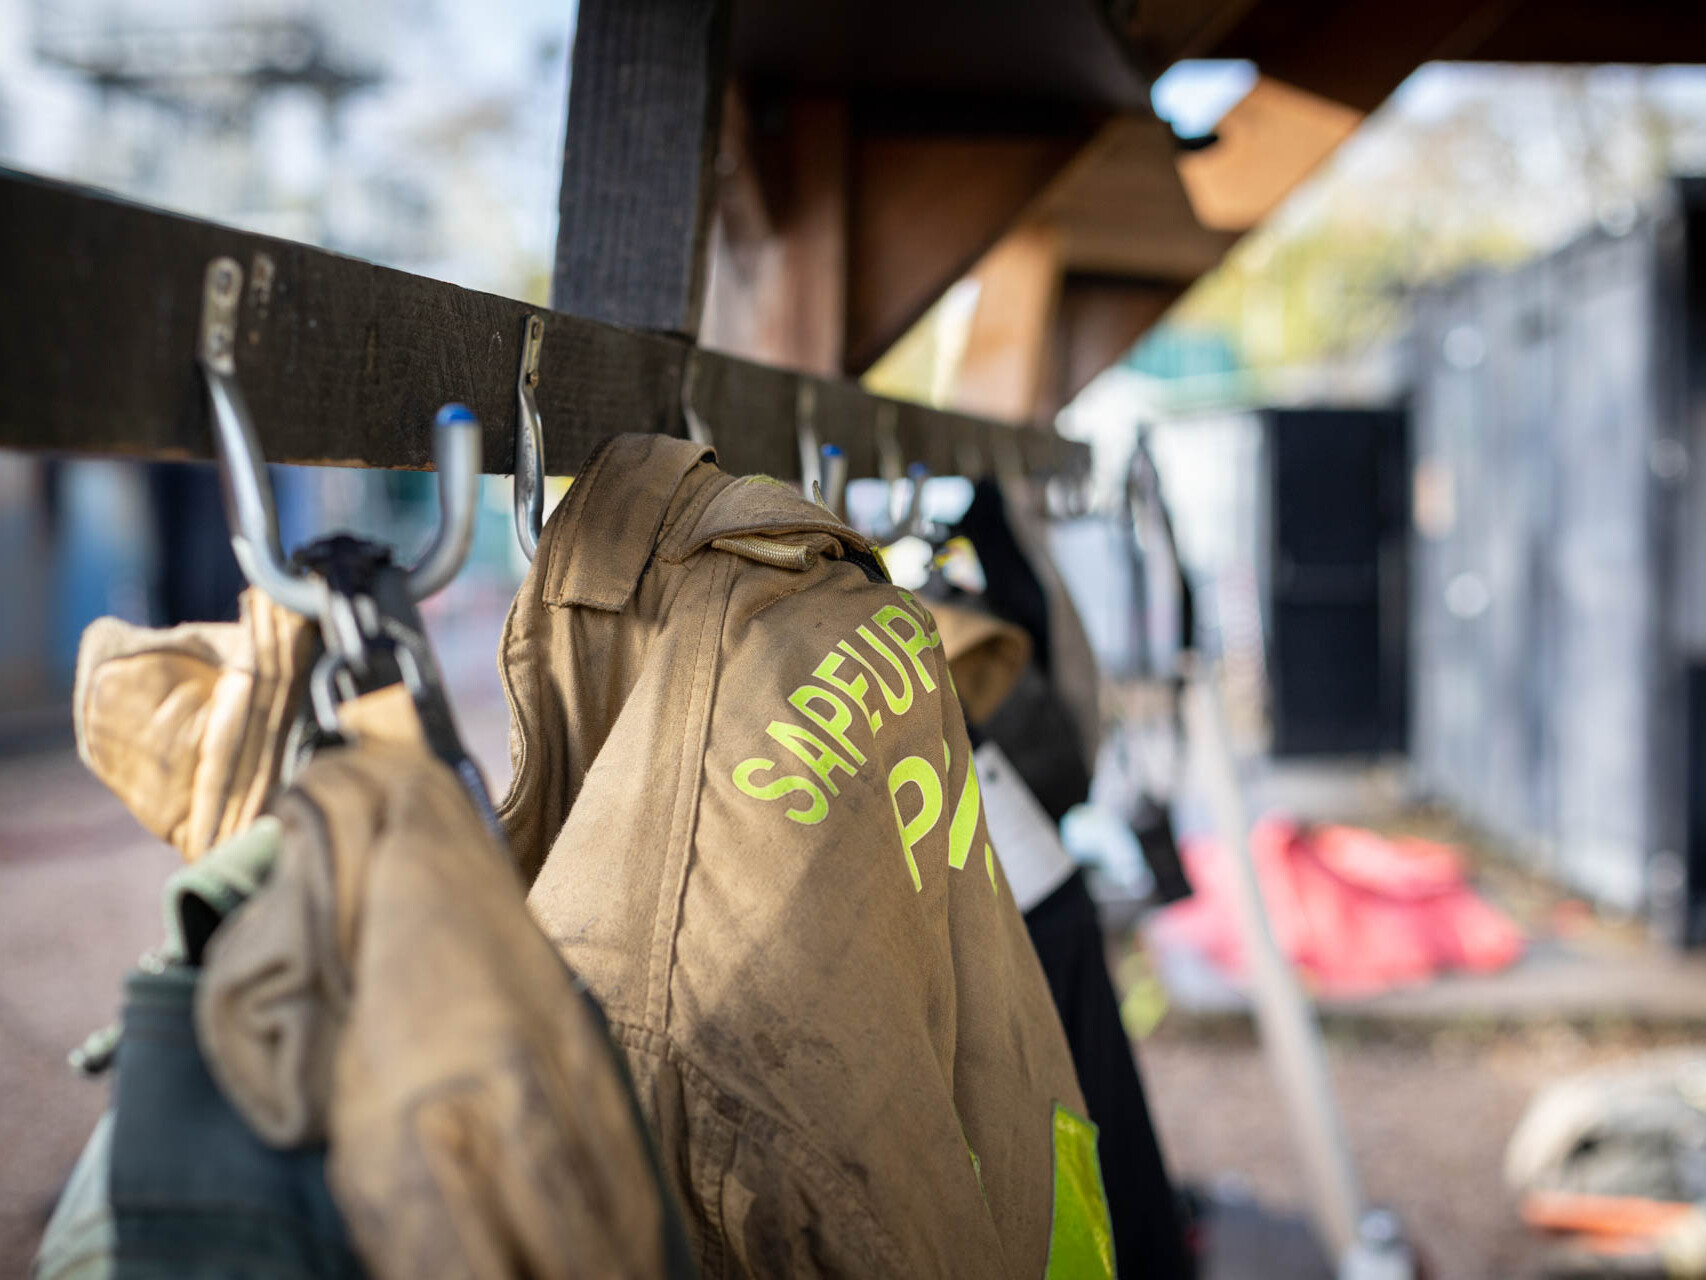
top-left (902, 461), bottom-right (932, 536)
top-left (514, 314), bottom-right (546, 561)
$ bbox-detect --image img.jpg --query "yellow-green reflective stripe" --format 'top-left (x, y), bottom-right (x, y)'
top-left (947, 749), bottom-right (982, 870)
top-left (1046, 1104), bottom-right (1116, 1279)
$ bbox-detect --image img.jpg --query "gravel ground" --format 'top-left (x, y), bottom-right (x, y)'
top-left (1137, 1016), bottom-right (1706, 1279)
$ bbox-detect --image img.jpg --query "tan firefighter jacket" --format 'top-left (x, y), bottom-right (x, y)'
top-left (499, 434), bottom-right (1113, 1278)
top-left (196, 711), bottom-right (681, 1280)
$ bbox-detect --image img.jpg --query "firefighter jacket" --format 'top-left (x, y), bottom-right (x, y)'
top-left (498, 434), bottom-right (1114, 1279)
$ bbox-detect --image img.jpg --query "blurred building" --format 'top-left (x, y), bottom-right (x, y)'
top-left (1410, 182), bottom-right (1705, 926)
top-left (0, 0), bottom-right (572, 743)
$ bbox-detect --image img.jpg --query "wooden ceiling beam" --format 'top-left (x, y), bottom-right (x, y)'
top-left (844, 124), bottom-right (1089, 376)
top-left (1042, 275), bottom-right (1187, 421)
top-left (700, 87), bottom-right (849, 377)
top-left (948, 224), bottom-right (1065, 423)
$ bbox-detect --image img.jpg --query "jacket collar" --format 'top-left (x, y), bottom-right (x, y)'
top-left (540, 434), bottom-right (874, 612)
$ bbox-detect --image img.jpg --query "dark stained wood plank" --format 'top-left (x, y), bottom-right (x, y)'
top-left (0, 167), bottom-right (681, 479)
top-left (0, 168), bottom-right (1088, 483)
top-left (731, 0), bottom-right (1151, 112)
top-left (700, 88), bottom-right (850, 376)
top-left (950, 222), bottom-right (1064, 424)
top-left (552, 0), bottom-right (732, 336)
top-left (1041, 274), bottom-right (1185, 420)
top-left (845, 128), bottom-right (1085, 375)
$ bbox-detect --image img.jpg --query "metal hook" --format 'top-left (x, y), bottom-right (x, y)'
top-left (873, 401), bottom-right (907, 535)
top-left (407, 404), bottom-right (482, 598)
top-left (902, 461), bottom-right (931, 536)
top-left (197, 255), bottom-right (481, 608)
top-left (683, 347), bottom-right (713, 449)
top-left (994, 427), bottom-right (1028, 489)
top-left (514, 314), bottom-right (545, 561)
top-left (819, 443), bottom-right (848, 518)
top-left (797, 381), bottom-right (821, 499)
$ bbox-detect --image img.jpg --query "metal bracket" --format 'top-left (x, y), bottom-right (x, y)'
top-left (199, 256), bottom-right (241, 377)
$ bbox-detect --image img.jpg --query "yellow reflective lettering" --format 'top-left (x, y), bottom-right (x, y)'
top-left (843, 631), bottom-right (913, 717)
top-left (896, 588), bottom-right (943, 645)
top-left (788, 683), bottom-right (867, 766)
top-left (947, 750), bottom-right (983, 871)
top-left (887, 755), bottom-right (943, 893)
top-left (874, 605), bottom-right (938, 695)
top-left (766, 720), bottom-right (857, 796)
top-left (815, 651), bottom-right (882, 736)
top-left (733, 757), bottom-right (829, 825)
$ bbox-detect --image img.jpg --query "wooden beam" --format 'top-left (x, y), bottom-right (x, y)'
top-left (699, 88), bottom-right (849, 376)
top-left (1177, 76), bottom-right (1361, 232)
top-left (1041, 275), bottom-right (1185, 420)
top-left (844, 126), bottom-right (1086, 375)
top-left (0, 169), bottom-right (1088, 483)
top-left (1037, 113), bottom-right (1239, 281)
top-left (948, 224), bottom-right (1063, 424)
top-left (552, 0), bottom-right (732, 336)
top-left (730, 0), bottom-right (1151, 113)
top-left (1205, 0), bottom-right (1495, 113)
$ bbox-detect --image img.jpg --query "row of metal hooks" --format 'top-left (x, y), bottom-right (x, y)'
top-left (515, 317), bottom-right (981, 562)
top-left (198, 257), bottom-right (970, 623)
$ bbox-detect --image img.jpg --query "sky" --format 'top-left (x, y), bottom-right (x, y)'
top-left (0, 0), bottom-right (577, 298)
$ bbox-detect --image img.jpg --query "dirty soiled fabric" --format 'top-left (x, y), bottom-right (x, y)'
top-left (499, 434), bottom-right (1106, 1279)
top-left (198, 724), bottom-right (682, 1280)
top-left (74, 588), bottom-right (317, 860)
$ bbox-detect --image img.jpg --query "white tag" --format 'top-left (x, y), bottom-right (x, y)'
top-left (975, 742), bottom-right (1075, 913)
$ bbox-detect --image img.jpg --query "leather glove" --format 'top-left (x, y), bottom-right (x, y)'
top-left (74, 588), bottom-right (318, 860)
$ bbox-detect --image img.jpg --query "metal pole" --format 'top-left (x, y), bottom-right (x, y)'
top-left (1182, 660), bottom-right (1365, 1260)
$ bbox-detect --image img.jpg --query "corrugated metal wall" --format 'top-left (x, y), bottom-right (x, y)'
top-left (1409, 197), bottom-right (1690, 912)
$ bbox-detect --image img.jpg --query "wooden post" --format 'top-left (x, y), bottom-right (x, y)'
top-left (700, 89), bottom-right (849, 376)
top-left (1038, 274), bottom-right (1185, 421)
top-left (949, 224), bottom-right (1063, 423)
top-left (552, 0), bottom-right (732, 337)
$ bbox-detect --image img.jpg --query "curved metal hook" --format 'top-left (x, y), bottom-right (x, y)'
top-left (819, 443), bottom-right (848, 518)
top-left (955, 436), bottom-right (984, 482)
top-left (513, 314), bottom-right (545, 561)
top-left (682, 346), bottom-right (714, 449)
top-left (197, 256), bottom-right (481, 608)
top-left (199, 257), bottom-right (322, 616)
top-left (406, 404), bottom-right (482, 598)
top-left (902, 461), bottom-right (931, 536)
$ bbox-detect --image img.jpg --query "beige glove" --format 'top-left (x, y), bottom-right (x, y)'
top-left (932, 600), bottom-right (1032, 723)
top-left (74, 588), bottom-right (318, 860)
